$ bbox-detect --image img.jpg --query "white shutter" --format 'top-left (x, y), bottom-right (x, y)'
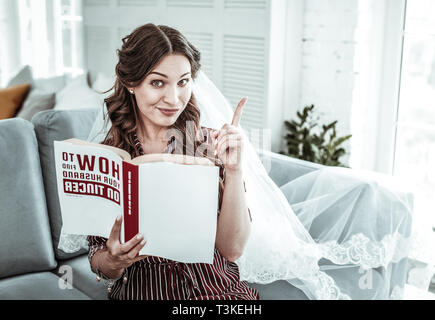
top-left (167, 0), bottom-right (214, 8)
top-left (117, 0), bottom-right (157, 6)
top-left (183, 32), bottom-right (214, 79)
top-left (84, 0), bottom-right (110, 6)
top-left (222, 35), bottom-right (266, 130)
top-left (224, 0), bottom-right (267, 10)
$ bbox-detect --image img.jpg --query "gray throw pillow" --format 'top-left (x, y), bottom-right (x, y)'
top-left (34, 75), bottom-right (66, 93)
top-left (16, 90), bottom-right (55, 121)
top-left (7, 65), bottom-right (34, 87)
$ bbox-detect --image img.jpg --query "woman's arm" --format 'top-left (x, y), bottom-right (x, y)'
top-left (215, 169), bottom-right (251, 262)
top-left (212, 97), bottom-right (250, 262)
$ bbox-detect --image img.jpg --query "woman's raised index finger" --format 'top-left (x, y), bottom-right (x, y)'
top-left (231, 97), bottom-right (248, 127)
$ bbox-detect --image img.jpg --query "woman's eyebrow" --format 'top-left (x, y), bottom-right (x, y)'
top-left (149, 71), bottom-right (191, 78)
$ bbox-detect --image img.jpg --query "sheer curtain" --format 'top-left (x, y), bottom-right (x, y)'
top-left (350, 0), bottom-right (435, 292)
top-left (0, 0), bottom-right (84, 84)
top-left (0, 0), bottom-right (22, 85)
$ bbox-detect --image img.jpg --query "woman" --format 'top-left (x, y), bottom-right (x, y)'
top-left (87, 23), bottom-right (259, 300)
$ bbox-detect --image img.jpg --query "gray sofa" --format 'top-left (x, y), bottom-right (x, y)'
top-left (0, 108), bottom-right (410, 299)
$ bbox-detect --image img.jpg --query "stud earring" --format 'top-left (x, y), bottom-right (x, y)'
top-left (129, 89), bottom-right (134, 94)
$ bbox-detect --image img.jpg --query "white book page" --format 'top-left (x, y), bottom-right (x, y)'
top-left (137, 162), bottom-right (219, 264)
top-left (54, 141), bottom-right (124, 239)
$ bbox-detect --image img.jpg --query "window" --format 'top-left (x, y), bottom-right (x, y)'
top-left (394, 0), bottom-right (435, 229)
top-left (58, 0), bottom-right (85, 76)
top-left (17, 0), bottom-right (51, 78)
top-left (392, 0), bottom-right (435, 263)
top-left (16, 0), bottom-right (84, 78)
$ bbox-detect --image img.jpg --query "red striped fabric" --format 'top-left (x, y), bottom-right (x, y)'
top-left (87, 126), bottom-right (258, 300)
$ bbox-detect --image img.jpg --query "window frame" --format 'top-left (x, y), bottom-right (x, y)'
top-left (374, 0), bottom-right (407, 174)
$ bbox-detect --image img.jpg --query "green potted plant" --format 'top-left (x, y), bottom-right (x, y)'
top-left (280, 104), bottom-right (352, 167)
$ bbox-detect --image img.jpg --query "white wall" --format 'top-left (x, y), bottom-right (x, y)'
top-left (288, 0), bottom-right (402, 171)
top-left (294, 0), bottom-right (359, 165)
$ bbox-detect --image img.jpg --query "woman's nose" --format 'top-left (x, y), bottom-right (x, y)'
top-left (163, 85), bottom-right (180, 106)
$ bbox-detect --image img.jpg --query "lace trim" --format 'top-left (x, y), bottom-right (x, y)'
top-left (238, 257), bottom-right (350, 299)
top-left (58, 233), bottom-right (89, 253)
top-left (317, 232), bottom-right (412, 269)
top-left (236, 242), bottom-right (351, 300)
top-left (238, 232), bottom-right (412, 300)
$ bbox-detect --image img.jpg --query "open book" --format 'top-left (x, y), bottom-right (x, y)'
top-left (54, 139), bottom-right (220, 264)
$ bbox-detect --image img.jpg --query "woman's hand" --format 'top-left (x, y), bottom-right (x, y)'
top-left (104, 215), bottom-right (149, 273)
top-left (211, 97), bottom-right (247, 174)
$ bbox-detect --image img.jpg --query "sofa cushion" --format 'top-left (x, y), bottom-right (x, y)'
top-left (53, 254), bottom-right (109, 300)
top-left (16, 89), bottom-right (55, 121)
top-left (54, 74), bottom-right (104, 110)
top-left (0, 118), bottom-right (57, 278)
top-left (6, 65), bottom-right (34, 87)
top-left (31, 108), bottom-right (100, 260)
top-left (0, 84), bottom-right (31, 119)
top-left (0, 272), bottom-right (90, 299)
top-left (34, 75), bottom-right (66, 93)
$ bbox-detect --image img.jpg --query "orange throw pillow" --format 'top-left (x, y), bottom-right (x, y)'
top-left (0, 84), bottom-right (31, 120)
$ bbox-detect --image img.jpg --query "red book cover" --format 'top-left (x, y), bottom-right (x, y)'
top-left (122, 161), bottom-right (139, 243)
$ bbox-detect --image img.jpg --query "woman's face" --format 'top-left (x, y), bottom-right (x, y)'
top-left (132, 54), bottom-right (192, 129)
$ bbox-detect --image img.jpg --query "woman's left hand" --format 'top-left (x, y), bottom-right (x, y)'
top-left (211, 97), bottom-right (247, 174)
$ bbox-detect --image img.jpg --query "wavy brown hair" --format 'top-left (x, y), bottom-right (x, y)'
top-left (102, 23), bottom-right (214, 161)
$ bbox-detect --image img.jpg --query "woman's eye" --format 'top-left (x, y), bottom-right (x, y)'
top-left (151, 80), bottom-right (164, 88)
top-left (178, 78), bottom-right (190, 87)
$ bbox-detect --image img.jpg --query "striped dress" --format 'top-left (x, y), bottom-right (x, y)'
top-left (87, 126), bottom-right (259, 300)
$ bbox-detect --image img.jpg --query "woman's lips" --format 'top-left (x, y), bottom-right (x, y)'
top-left (157, 108), bottom-right (179, 116)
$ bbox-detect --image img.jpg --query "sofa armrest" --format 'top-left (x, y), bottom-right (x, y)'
top-left (258, 150), bottom-right (323, 187)
top-left (277, 163), bottom-right (414, 299)
top-left (0, 118), bottom-right (57, 278)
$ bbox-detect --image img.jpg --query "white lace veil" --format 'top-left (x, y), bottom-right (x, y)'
top-left (63, 70), bottom-right (413, 300)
